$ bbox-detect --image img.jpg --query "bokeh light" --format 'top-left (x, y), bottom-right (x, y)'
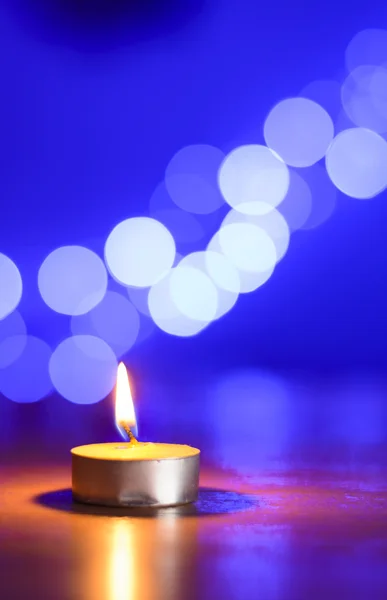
top-left (299, 163), bottom-right (337, 230)
top-left (165, 144), bottom-right (225, 214)
top-left (38, 246), bottom-right (107, 316)
top-left (346, 28), bottom-right (387, 72)
top-left (208, 231), bottom-right (275, 294)
top-left (165, 175), bottom-right (223, 216)
top-left (71, 291), bottom-right (140, 358)
top-left (148, 270), bottom-right (210, 337)
top-left (127, 286), bottom-right (152, 317)
top-left (263, 98), bottom-right (334, 167)
top-left (177, 251), bottom-right (240, 319)
top-left (149, 181), bottom-right (206, 245)
top-left (49, 335), bottom-right (117, 404)
top-left (5, 30), bottom-right (387, 355)
top-left (278, 170), bottom-right (313, 231)
top-left (0, 335), bottom-right (52, 403)
top-left (150, 207), bottom-right (205, 245)
top-left (341, 65), bottom-right (387, 133)
top-left (104, 217), bottom-right (176, 287)
top-left (174, 252), bottom-right (183, 266)
top-left (135, 314), bottom-right (156, 345)
top-left (149, 181), bottom-right (221, 241)
top-left (0, 311), bottom-right (27, 369)
top-left (335, 109), bottom-right (355, 135)
top-left (0, 253), bottom-right (22, 320)
top-left (326, 128), bottom-right (387, 199)
top-left (218, 222), bottom-right (277, 274)
top-left (218, 145), bottom-right (289, 211)
top-left (204, 251), bottom-right (240, 294)
top-left (170, 265), bottom-right (218, 322)
top-left (220, 205), bottom-right (290, 262)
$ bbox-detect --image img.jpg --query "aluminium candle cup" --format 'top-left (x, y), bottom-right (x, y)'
top-left (71, 443), bottom-right (200, 508)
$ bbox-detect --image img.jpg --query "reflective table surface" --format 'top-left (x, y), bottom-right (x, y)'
top-left (1, 370), bottom-right (387, 599)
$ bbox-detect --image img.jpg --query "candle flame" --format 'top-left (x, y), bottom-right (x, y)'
top-left (115, 363), bottom-right (138, 440)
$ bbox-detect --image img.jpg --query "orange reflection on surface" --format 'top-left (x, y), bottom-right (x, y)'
top-left (109, 521), bottom-right (135, 600)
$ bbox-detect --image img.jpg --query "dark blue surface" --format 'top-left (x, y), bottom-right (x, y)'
top-left (0, 0), bottom-right (386, 374)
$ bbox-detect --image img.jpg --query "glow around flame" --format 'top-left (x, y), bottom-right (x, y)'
top-left (115, 362), bottom-right (138, 439)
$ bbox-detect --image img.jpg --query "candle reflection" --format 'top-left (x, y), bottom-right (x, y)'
top-left (104, 514), bottom-right (198, 600)
top-left (109, 521), bottom-right (135, 600)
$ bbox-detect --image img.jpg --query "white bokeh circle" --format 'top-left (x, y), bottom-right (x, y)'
top-left (221, 204), bottom-right (290, 262)
top-left (264, 97), bottom-right (334, 167)
top-left (218, 145), bottom-right (290, 211)
top-left (208, 231), bottom-right (275, 294)
top-left (326, 128), bottom-right (387, 199)
top-left (165, 144), bottom-right (225, 214)
top-left (299, 163), bottom-right (337, 230)
top-left (148, 270), bottom-right (210, 337)
top-left (169, 265), bottom-right (218, 322)
top-left (278, 169), bottom-right (313, 231)
top-left (178, 251), bottom-right (240, 319)
top-left (38, 246), bottom-right (107, 316)
top-left (0, 335), bottom-right (53, 403)
top-left (0, 253), bottom-right (23, 320)
top-left (218, 222), bottom-right (277, 273)
top-left (71, 291), bottom-right (140, 358)
top-left (346, 28), bottom-right (387, 72)
top-left (49, 335), bottom-right (117, 404)
top-left (0, 310), bottom-right (27, 369)
top-left (341, 65), bottom-right (387, 134)
top-left (105, 217), bottom-right (176, 287)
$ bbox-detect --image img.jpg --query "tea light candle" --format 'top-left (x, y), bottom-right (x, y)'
top-left (71, 364), bottom-right (200, 508)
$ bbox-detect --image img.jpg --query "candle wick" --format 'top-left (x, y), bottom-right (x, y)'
top-left (120, 422), bottom-right (138, 445)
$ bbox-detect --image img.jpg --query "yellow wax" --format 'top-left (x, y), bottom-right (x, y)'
top-left (71, 442), bottom-right (200, 462)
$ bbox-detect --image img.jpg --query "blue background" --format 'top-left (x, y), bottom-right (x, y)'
top-left (0, 0), bottom-right (386, 377)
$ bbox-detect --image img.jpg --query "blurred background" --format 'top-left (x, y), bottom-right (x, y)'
top-left (1, 0), bottom-right (387, 472)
